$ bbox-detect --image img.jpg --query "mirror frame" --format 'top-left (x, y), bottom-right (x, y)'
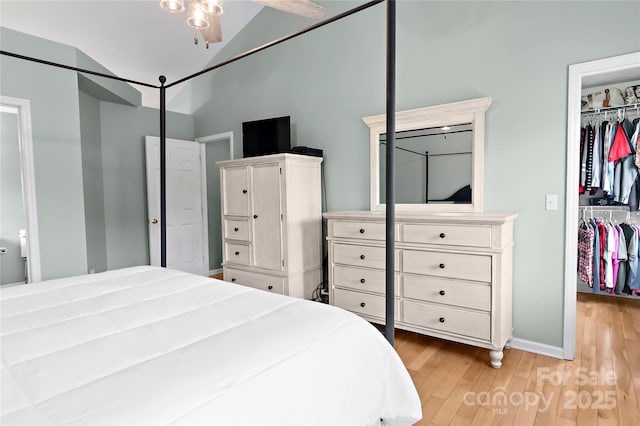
top-left (363, 97), bottom-right (492, 213)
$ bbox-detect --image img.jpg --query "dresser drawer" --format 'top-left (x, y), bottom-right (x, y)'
top-left (333, 288), bottom-right (399, 321)
top-left (402, 224), bottom-right (491, 248)
top-left (403, 300), bottom-right (490, 340)
top-left (224, 219), bottom-right (250, 241)
top-left (332, 221), bottom-right (387, 241)
top-left (403, 275), bottom-right (490, 311)
top-left (333, 244), bottom-right (399, 271)
top-left (333, 265), bottom-right (399, 295)
top-left (224, 267), bottom-right (285, 294)
top-left (403, 249), bottom-right (491, 283)
top-left (224, 242), bottom-right (251, 266)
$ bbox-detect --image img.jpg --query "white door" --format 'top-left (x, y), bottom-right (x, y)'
top-left (251, 163), bottom-right (283, 271)
top-left (145, 136), bottom-right (205, 275)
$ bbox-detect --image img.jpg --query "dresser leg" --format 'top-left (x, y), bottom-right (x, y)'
top-left (489, 350), bottom-right (503, 369)
top-left (505, 334), bottom-right (513, 350)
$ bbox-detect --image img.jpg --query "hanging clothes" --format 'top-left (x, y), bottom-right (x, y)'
top-left (578, 220), bottom-right (595, 287)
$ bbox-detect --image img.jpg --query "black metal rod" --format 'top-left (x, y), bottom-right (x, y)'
top-left (159, 76), bottom-right (167, 268)
top-left (385, 0), bottom-right (396, 346)
top-left (379, 142), bottom-right (427, 157)
top-left (428, 151), bottom-right (472, 157)
top-left (425, 151), bottom-right (429, 203)
top-left (166, 0), bottom-right (384, 88)
top-left (0, 50), bottom-right (159, 89)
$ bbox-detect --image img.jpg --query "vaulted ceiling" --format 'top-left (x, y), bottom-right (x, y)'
top-left (0, 1), bottom-right (266, 107)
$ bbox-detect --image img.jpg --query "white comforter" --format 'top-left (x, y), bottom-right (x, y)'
top-left (1, 266), bottom-right (421, 425)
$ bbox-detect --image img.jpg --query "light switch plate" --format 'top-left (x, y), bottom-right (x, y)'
top-left (546, 194), bottom-right (558, 211)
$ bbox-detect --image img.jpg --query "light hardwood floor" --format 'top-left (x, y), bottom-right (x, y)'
top-left (394, 293), bottom-right (640, 425)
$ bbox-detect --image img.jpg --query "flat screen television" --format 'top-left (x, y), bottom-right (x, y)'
top-left (242, 116), bottom-right (291, 158)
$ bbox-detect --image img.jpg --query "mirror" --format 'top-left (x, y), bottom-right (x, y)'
top-left (364, 97), bottom-right (491, 212)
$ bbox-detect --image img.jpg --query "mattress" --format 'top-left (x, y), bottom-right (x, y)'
top-left (1, 266), bottom-right (421, 425)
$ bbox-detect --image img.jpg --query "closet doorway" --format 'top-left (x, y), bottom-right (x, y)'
top-left (0, 95), bottom-right (41, 285)
top-left (564, 52), bottom-right (640, 359)
top-left (197, 131), bottom-right (233, 276)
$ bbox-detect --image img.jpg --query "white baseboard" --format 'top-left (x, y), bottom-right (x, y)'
top-left (510, 338), bottom-right (564, 360)
top-left (208, 268), bottom-right (223, 276)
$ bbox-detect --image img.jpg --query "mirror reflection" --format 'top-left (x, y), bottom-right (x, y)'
top-left (379, 123), bottom-right (473, 204)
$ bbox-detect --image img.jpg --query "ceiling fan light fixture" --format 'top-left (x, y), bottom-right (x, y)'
top-left (187, 0), bottom-right (210, 29)
top-left (201, 0), bottom-right (224, 16)
top-left (159, 0), bottom-right (185, 13)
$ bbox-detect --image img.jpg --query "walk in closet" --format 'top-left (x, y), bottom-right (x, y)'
top-left (577, 79), bottom-right (640, 299)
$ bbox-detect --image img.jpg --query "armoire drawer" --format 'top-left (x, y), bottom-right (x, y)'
top-left (332, 221), bottom-right (387, 241)
top-left (403, 274), bottom-right (491, 311)
top-left (333, 265), bottom-right (399, 295)
top-left (333, 243), bottom-right (399, 270)
top-left (402, 223), bottom-right (491, 248)
top-left (224, 219), bottom-right (250, 241)
top-left (333, 288), bottom-right (399, 321)
top-left (224, 267), bottom-right (285, 294)
top-left (224, 242), bottom-right (251, 266)
top-left (403, 300), bottom-right (490, 341)
top-left (403, 249), bottom-right (491, 283)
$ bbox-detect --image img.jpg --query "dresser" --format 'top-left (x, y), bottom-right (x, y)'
top-left (325, 211), bottom-right (517, 368)
top-left (218, 154), bottom-right (323, 299)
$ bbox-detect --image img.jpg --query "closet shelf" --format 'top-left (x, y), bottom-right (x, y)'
top-left (581, 102), bottom-right (640, 114)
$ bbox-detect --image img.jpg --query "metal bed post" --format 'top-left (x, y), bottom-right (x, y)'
top-left (385, 0), bottom-right (396, 346)
top-left (159, 75), bottom-right (167, 268)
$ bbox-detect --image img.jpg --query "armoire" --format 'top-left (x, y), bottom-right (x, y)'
top-left (217, 153), bottom-right (323, 299)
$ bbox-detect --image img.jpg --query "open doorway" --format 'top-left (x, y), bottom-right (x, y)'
top-left (0, 96), bottom-right (41, 285)
top-left (197, 131), bottom-right (234, 276)
top-left (564, 52), bottom-right (640, 359)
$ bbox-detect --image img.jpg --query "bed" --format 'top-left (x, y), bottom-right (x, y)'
top-left (0, 266), bottom-right (421, 425)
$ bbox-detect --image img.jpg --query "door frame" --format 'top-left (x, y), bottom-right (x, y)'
top-left (1, 96), bottom-right (41, 283)
top-left (563, 51), bottom-right (640, 360)
top-left (196, 131), bottom-right (234, 275)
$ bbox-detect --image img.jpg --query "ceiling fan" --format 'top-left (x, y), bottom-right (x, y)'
top-left (160, 0), bottom-right (326, 49)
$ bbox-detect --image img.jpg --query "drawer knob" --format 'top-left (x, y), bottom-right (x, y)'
top-left (242, 189), bottom-right (247, 194)
top-left (234, 227), bottom-right (239, 232)
top-left (253, 214), bottom-right (258, 219)
top-left (268, 285), bottom-right (273, 290)
top-left (235, 251), bottom-right (240, 256)
top-left (360, 255), bottom-right (366, 260)
top-left (439, 263), bottom-right (445, 269)
top-left (359, 228), bottom-right (365, 234)
top-left (360, 278), bottom-right (366, 284)
top-left (439, 317), bottom-right (445, 323)
top-left (231, 278), bottom-right (236, 282)
top-left (439, 290), bottom-right (445, 296)
top-left (360, 302), bottom-right (366, 308)
top-left (439, 232), bottom-right (446, 239)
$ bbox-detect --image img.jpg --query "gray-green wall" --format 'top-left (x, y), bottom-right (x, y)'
top-left (170, 1), bottom-right (640, 348)
top-left (1, 28), bottom-right (88, 280)
top-left (1, 27), bottom-right (195, 278)
top-left (99, 103), bottom-right (194, 270)
top-left (79, 90), bottom-right (108, 273)
top-left (0, 111), bottom-right (26, 285)
top-left (205, 141), bottom-right (231, 271)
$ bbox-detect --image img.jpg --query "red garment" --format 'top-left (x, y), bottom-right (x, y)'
top-left (608, 123), bottom-right (631, 162)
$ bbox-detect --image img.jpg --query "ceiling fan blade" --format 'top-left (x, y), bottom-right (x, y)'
top-left (200, 13), bottom-right (223, 48)
top-left (252, 0), bottom-right (326, 20)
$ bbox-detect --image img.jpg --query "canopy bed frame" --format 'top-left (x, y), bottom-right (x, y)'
top-left (0, 0), bottom-right (398, 344)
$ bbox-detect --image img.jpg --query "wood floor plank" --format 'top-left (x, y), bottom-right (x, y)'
top-left (392, 293), bottom-right (640, 426)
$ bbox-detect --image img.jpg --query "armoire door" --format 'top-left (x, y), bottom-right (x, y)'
top-left (221, 166), bottom-right (249, 217)
top-left (251, 163), bottom-right (283, 271)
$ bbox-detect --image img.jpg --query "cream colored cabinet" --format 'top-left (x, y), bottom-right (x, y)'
top-left (218, 154), bottom-right (323, 299)
top-left (325, 211), bottom-right (517, 368)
